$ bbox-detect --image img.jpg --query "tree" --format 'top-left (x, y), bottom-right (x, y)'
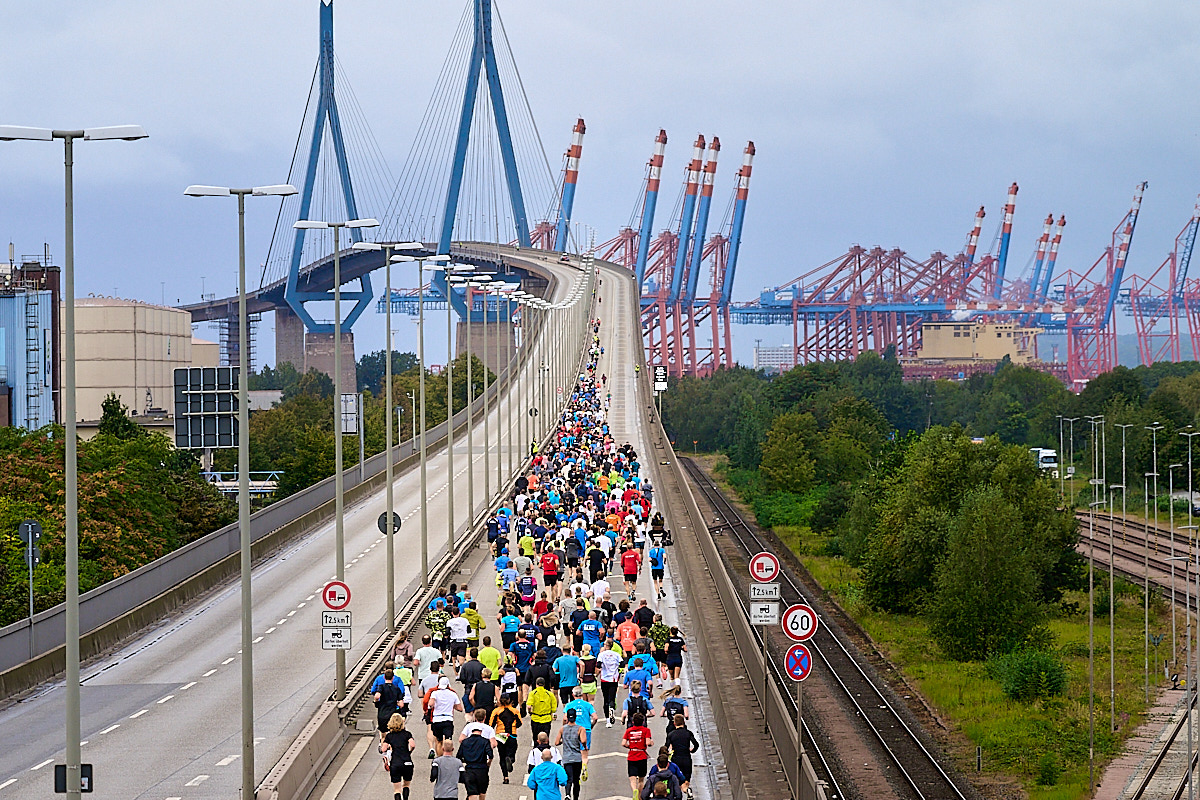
top-left (930, 487), bottom-right (1042, 660)
top-left (97, 393), bottom-right (145, 440)
top-left (758, 413), bottom-right (817, 493)
top-left (356, 350), bottom-right (419, 395)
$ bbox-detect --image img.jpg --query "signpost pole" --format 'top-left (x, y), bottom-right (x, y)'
top-left (762, 632), bottom-right (769, 735)
top-left (27, 535), bottom-right (34, 661)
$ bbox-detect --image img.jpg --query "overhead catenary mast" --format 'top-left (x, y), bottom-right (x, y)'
top-left (554, 118), bottom-right (586, 251)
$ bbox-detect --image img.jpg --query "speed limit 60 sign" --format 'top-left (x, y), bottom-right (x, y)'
top-left (782, 603), bottom-right (818, 642)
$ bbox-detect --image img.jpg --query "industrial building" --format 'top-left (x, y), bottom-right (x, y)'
top-left (72, 296), bottom-right (218, 425)
top-left (0, 253), bottom-right (59, 429)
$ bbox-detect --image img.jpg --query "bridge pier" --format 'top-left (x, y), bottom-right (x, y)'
top-left (457, 321), bottom-right (515, 377)
top-left (304, 332), bottom-right (357, 391)
top-left (275, 306), bottom-right (306, 371)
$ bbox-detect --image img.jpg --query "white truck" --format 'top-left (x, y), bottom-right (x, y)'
top-left (1029, 447), bottom-right (1059, 478)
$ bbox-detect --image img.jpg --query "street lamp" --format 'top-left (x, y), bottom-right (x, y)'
top-left (425, 261), bottom-right (469, 555)
top-left (500, 285), bottom-right (521, 478)
top-left (449, 273), bottom-right (478, 527)
top-left (392, 252), bottom-right (449, 584)
top-left (485, 278), bottom-right (512, 491)
top-left (467, 277), bottom-right (493, 505)
top-left (351, 241), bottom-right (421, 632)
top-left (1, 123), bottom-right (147, 800)
top-left (185, 181), bottom-right (296, 797)
top-left (293, 216), bottom-right (379, 702)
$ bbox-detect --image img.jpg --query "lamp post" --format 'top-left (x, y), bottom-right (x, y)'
top-left (502, 286), bottom-right (517, 480)
top-left (1, 123), bottom-right (147, 800)
top-left (1058, 415), bottom-right (1066, 498)
top-left (1066, 417), bottom-right (1080, 506)
top-left (449, 273), bottom-right (476, 529)
top-left (293, 216), bottom-right (379, 702)
top-left (405, 391), bottom-right (417, 446)
top-left (481, 278), bottom-right (491, 504)
top-left (486, 279), bottom-right (509, 492)
top-left (1107, 481), bottom-right (1125, 733)
top-left (351, 241), bottom-right (421, 631)
top-left (425, 262), bottom-right (467, 554)
top-left (1184, 428), bottom-right (1200, 730)
top-left (185, 182), bottom-right (297, 797)
top-left (393, 253), bottom-right (450, 585)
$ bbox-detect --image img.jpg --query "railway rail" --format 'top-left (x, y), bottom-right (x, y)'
top-left (1128, 693), bottom-right (1198, 800)
top-left (680, 457), bottom-right (972, 800)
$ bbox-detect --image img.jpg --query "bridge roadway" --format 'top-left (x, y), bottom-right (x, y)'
top-left (0, 255), bottom-right (583, 800)
top-left (306, 258), bottom-right (730, 800)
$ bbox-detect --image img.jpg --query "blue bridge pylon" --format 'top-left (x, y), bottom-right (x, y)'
top-left (283, 0), bottom-right (373, 335)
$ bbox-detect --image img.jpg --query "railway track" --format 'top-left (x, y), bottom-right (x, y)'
top-left (680, 457), bottom-right (971, 800)
top-left (1128, 693), bottom-right (1197, 800)
top-left (1075, 513), bottom-right (1198, 613)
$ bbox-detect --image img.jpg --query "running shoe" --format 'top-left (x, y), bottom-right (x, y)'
top-left (582, 766), bottom-right (588, 782)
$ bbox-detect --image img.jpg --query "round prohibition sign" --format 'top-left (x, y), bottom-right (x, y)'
top-left (749, 551), bottom-right (780, 583)
top-left (782, 603), bottom-right (818, 642)
top-left (323, 580), bottom-right (351, 611)
top-left (785, 643), bottom-right (813, 681)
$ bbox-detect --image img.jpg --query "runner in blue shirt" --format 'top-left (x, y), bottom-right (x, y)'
top-left (563, 688), bottom-right (597, 750)
top-left (553, 649), bottom-right (581, 704)
top-left (648, 543), bottom-right (666, 599)
top-left (578, 614), bottom-right (605, 656)
top-left (508, 631), bottom-right (536, 709)
top-left (499, 610), bottom-right (521, 649)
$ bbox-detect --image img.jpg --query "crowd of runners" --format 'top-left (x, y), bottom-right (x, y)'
top-left (369, 318), bottom-right (700, 800)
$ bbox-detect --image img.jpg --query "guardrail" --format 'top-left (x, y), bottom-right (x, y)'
top-left (0, 258), bottom-right (570, 700)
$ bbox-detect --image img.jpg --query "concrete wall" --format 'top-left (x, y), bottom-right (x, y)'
top-left (191, 337), bottom-right (220, 368)
top-left (304, 332), bottom-right (356, 391)
top-left (275, 305), bottom-right (305, 371)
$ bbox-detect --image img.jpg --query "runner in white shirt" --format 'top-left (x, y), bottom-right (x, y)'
top-left (426, 676), bottom-right (463, 758)
top-left (597, 646), bottom-right (623, 727)
top-left (446, 614), bottom-right (471, 668)
top-left (591, 576), bottom-right (610, 599)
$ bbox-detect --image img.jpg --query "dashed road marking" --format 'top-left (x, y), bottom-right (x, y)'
top-left (203, 669), bottom-right (217, 677)
top-left (99, 724), bottom-right (119, 735)
top-left (184, 775), bottom-right (209, 787)
top-left (0, 779), bottom-right (17, 789)
top-left (157, 695), bottom-right (174, 704)
top-left (129, 709), bottom-right (148, 718)
top-left (222, 657), bottom-right (235, 665)
top-left (287, 610), bottom-right (298, 617)
top-left (179, 682), bottom-right (196, 691)
top-left (30, 759), bottom-right (52, 771)
top-left (265, 628), bottom-right (276, 634)
top-left (215, 755), bottom-right (239, 766)
top-left (253, 636), bottom-right (264, 643)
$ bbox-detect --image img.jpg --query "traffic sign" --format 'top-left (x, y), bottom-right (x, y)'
top-left (377, 512), bottom-right (401, 534)
top-left (749, 551), bottom-right (780, 583)
top-left (785, 643), bottom-right (813, 681)
top-left (749, 582), bottom-right (780, 601)
top-left (557, 386), bottom-right (563, 395)
top-left (749, 602), bottom-right (780, 626)
top-left (54, 763), bottom-right (93, 793)
top-left (322, 611), bottom-right (352, 627)
top-left (528, 407), bottom-right (539, 417)
top-left (653, 365), bottom-right (668, 392)
top-left (321, 627), bottom-right (352, 650)
top-left (18, 519), bottom-right (42, 544)
top-left (322, 581), bottom-right (351, 611)
top-left (782, 603), bottom-right (819, 642)
top-left (25, 546), bottom-right (40, 569)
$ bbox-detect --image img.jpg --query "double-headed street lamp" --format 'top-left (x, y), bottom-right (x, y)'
top-left (1, 123), bottom-right (147, 800)
top-left (392, 251), bottom-right (449, 585)
top-left (293, 216), bottom-right (379, 702)
top-left (184, 182), bottom-right (297, 798)
top-left (351, 241), bottom-right (421, 632)
top-left (1171, 463), bottom-right (1185, 661)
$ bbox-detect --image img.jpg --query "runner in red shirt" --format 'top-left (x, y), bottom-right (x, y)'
top-left (540, 549), bottom-right (562, 602)
top-left (621, 546), bottom-right (642, 601)
top-left (623, 712), bottom-right (653, 797)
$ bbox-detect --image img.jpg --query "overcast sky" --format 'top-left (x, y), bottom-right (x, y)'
top-left (4, 0), bottom-right (1200, 366)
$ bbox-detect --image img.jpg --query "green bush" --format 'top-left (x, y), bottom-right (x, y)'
top-left (1036, 752), bottom-right (1060, 786)
top-left (751, 491), bottom-right (819, 529)
top-left (986, 649), bottom-right (1069, 702)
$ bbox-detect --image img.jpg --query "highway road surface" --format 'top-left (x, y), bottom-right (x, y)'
top-left (0, 254), bottom-right (584, 800)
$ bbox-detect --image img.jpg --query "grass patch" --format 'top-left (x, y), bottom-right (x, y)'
top-left (794, 539), bottom-right (1172, 799)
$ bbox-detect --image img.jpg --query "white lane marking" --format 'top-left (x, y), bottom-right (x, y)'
top-left (179, 682), bottom-right (196, 691)
top-left (287, 610), bottom-right (298, 617)
top-left (253, 636), bottom-right (264, 643)
top-left (79, 741), bottom-right (87, 746)
top-left (215, 755), bottom-right (239, 766)
top-left (265, 628), bottom-right (276, 634)
top-left (0, 778), bottom-right (17, 789)
top-left (129, 709), bottom-right (148, 718)
top-left (184, 775), bottom-right (209, 787)
top-left (203, 669), bottom-right (217, 677)
top-left (99, 724), bottom-right (119, 735)
top-left (222, 657), bottom-right (235, 665)
top-left (277, 619), bottom-right (287, 625)
top-left (166, 797), bottom-right (182, 800)
top-left (157, 695), bottom-right (175, 704)
top-left (302, 598), bottom-right (312, 605)
top-left (30, 759), bottom-right (53, 771)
